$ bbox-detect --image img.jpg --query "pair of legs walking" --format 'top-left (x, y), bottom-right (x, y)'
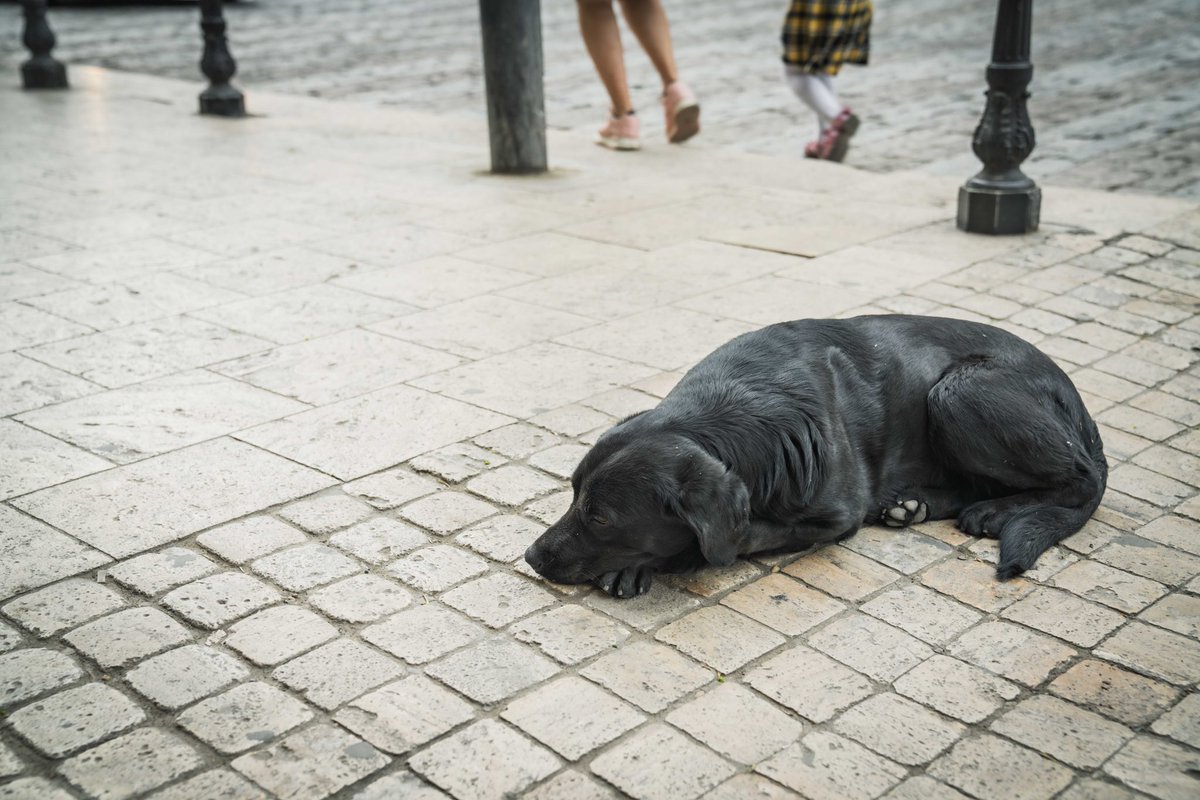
top-left (577, 0), bottom-right (699, 150)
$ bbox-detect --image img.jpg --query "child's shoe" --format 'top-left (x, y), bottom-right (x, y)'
top-left (662, 81), bottom-right (700, 144)
top-left (596, 112), bottom-right (641, 151)
top-left (817, 107), bottom-right (860, 162)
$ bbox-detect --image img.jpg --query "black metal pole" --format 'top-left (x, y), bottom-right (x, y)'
top-left (478, 0), bottom-right (548, 174)
top-left (19, 0), bottom-right (68, 89)
top-left (198, 0), bottom-right (245, 116)
top-left (957, 0), bottom-right (1040, 235)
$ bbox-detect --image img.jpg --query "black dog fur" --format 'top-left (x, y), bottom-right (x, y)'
top-left (524, 314), bottom-right (1107, 598)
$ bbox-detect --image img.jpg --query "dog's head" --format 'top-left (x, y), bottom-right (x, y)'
top-left (524, 428), bottom-right (751, 585)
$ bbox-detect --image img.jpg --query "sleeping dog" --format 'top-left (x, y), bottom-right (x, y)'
top-left (524, 314), bottom-right (1107, 597)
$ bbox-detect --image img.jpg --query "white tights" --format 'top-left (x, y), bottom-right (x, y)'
top-left (784, 64), bottom-right (841, 137)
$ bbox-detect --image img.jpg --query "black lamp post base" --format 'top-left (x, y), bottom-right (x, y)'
top-left (958, 180), bottom-right (1040, 235)
top-left (199, 85), bottom-right (245, 117)
top-left (21, 56), bottom-right (67, 89)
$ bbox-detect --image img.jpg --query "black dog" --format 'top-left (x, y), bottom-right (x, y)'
top-left (525, 314), bottom-right (1107, 597)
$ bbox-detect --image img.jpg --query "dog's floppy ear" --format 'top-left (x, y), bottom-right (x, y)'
top-left (664, 446), bottom-right (750, 567)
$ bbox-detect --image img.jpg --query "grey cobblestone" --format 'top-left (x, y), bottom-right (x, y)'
top-left (0, 648), bottom-right (84, 709)
top-left (273, 638), bottom-right (403, 710)
top-left (1, 579), bottom-right (125, 638)
top-left (230, 723), bottom-right (390, 800)
top-left (125, 645), bottom-right (249, 711)
top-left (64, 607), bottom-right (191, 669)
top-left (9, 683), bottom-right (145, 758)
top-left (224, 606), bottom-right (338, 667)
top-left (161, 573), bottom-right (281, 630)
top-left (177, 682), bottom-right (314, 755)
top-left (58, 728), bottom-right (203, 800)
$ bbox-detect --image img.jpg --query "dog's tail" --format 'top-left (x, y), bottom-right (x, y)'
top-left (996, 421), bottom-right (1107, 579)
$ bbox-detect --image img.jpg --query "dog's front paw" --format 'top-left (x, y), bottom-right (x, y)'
top-left (882, 498), bottom-right (928, 528)
top-left (596, 566), bottom-right (653, 598)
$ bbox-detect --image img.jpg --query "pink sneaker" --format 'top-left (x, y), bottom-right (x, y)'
top-left (662, 81), bottom-right (700, 144)
top-left (814, 108), bottom-right (860, 162)
top-left (596, 113), bottom-right (641, 150)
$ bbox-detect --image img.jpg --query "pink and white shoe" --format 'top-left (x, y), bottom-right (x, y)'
top-left (814, 107), bottom-right (860, 162)
top-left (662, 81), bottom-right (700, 144)
top-left (596, 113), bottom-right (641, 151)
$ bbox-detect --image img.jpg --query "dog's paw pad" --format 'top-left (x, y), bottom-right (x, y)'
top-left (883, 499), bottom-right (927, 527)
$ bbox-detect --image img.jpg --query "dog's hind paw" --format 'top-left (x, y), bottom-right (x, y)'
top-left (597, 566), bottom-right (653, 598)
top-left (882, 498), bottom-right (928, 528)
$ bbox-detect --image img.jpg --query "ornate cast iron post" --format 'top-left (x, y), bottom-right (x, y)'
top-left (198, 0), bottom-right (245, 116)
top-left (19, 0), bottom-right (68, 89)
top-left (479, 0), bottom-right (548, 174)
top-left (958, 0), bottom-right (1039, 235)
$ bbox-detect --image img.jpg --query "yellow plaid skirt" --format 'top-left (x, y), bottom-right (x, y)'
top-left (782, 0), bottom-right (873, 75)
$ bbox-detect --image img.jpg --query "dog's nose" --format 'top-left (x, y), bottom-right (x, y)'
top-left (524, 545), bottom-right (547, 573)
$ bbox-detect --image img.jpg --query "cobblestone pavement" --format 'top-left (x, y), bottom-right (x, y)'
top-left (1, 0), bottom-right (1198, 198)
top-left (2, 67), bottom-right (1200, 800)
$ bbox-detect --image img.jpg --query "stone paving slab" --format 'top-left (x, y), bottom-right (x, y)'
top-left (0, 66), bottom-right (1198, 800)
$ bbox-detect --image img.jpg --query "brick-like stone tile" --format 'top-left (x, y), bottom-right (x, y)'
top-left (58, 728), bottom-right (203, 800)
top-left (409, 720), bottom-right (559, 800)
top-left (1050, 560), bottom-right (1169, 612)
top-left (511, 605), bottom-right (631, 664)
top-left (0, 506), bottom-right (110, 602)
top-left (1152, 693), bottom-right (1200, 749)
top-left (64, 607), bottom-right (191, 669)
top-left (928, 735), bottom-right (1074, 800)
top-left (426, 637), bottom-right (559, 704)
top-left (526, 443), bottom-right (589, 479)
top-left (893, 654), bottom-right (1021, 723)
top-left (0, 648), bottom-right (83, 708)
top-left (758, 731), bottom-right (906, 800)
top-left (782, 544), bottom-right (901, 602)
top-left (1001, 586), bottom-right (1126, 647)
top-left (441, 573), bottom-right (555, 629)
top-left (0, 621), bottom-right (19, 653)
top-left (196, 517), bottom-right (307, 565)
top-left (126, 644), bottom-right (248, 711)
top-left (161, 572), bottom-right (281, 630)
top-left (399, 492), bottom-right (498, 535)
top-left (704, 774), bottom-right (802, 800)
top-left (1109, 464), bottom-right (1193, 507)
top-left (385, 545), bottom-right (489, 592)
top-left (584, 583), bottom-right (702, 632)
top-left (502, 676), bottom-right (643, 759)
top-left (409, 443), bottom-right (502, 483)
top-left (592, 723), bottom-right (735, 800)
top-left (834, 693), bottom-right (965, 766)
top-left (861, 584), bottom-right (982, 645)
top-left (334, 675), bottom-right (475, 755)
top-left (991, 695), bottom-right (1134, 769)
top-left (308, 575), bottom-right (412, 624)
top-left (656, 606), bottom-right (785, 673)
top-left (581, 640), bottom-right (712, 713)
top-left (250, 543), bottom-right (362, 592)
top-left (948, 620), bottom-right (1076, 686)
top-left (273, 639), bottom-right (403, 710)
top-left (919, 558), bottom-right (1034, 612)
top-left (524, 489), bottom-right (572, 526)
top-left (667, 682), bottom-right (801, 765)
top-left (808, 613), bottom-right (932, 682)
top-left (1093, 534), bottom-right (1200, 585)
top-left (530, 405), bottom-right (613, 437)
top-left (231, 723), bottom-right (390, 800)
top-left (719, 573), bottom-right (844, 636)
top-left (884, 776), bottom-right (972, 800)
top-left (456, 515), bottom-right (543, 563)
top-left (343, 468), bottom-right (441, 511)
top-left (524, 770), bottom-right (618, 800)
top-left (177, 682), bottom-right (314, 755)
top-left (466, 465), bottom-right (559, 506)
top-left (1096, 621), bottom-right (1200, 685)
top-left (277, 494), bottom-right (377, 536)
top-left (474, 423), bottom-right (564, 460)
top-left (1103, 735), bottom-right (1200, 800)
top-left (1098, 405), bottom-right (1184, 442)
top-left (1053, 779), bottom-right (1144, 800)
top-left (108, 547), bottom-right (219, 597)
top-left (9, 683), bottom-right (144, 758)
top-left (1, 578), bottom-right (125, 638)
top-left (1139, 592), bottom-right (1200, 637)
top-left (328, 518), bottom-right (428, 564)
top-left (145, 768), bottom-right (267, 800)
top-left (1049, 659), bottom-right (1180, 726)
top-left (225, 606), bottom-right (338, 666)
top-left (660, 562), bottom-right (760, 599)
top-left (351, 770), bottom-right (450, 800)
top-left (362, 603), bottom-right (484, 665)
top-left (841, 526), bottom-right (954, 574)
top-left (745, 644), bottom-right (873, 723)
